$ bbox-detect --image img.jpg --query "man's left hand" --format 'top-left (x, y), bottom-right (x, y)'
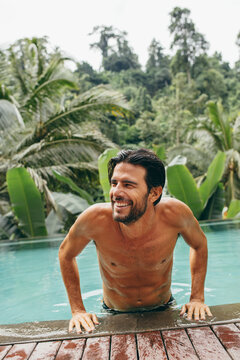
top-left (180, 301), bottom-right (212, 321)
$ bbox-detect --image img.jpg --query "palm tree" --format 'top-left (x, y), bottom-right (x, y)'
top-left (0, 38), bottom-right (131, 238)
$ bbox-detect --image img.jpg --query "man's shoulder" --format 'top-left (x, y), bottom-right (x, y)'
top-left (159, 196), bottom-right (190, 212)
top-left (157, 197), bottom-right (194, 226)
top-left (71, 202), bottom-right (113, 239)
top-left (77, 202), bottom-right (112, 223)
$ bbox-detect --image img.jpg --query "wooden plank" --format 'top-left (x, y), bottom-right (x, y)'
top-left (4, 343), bottom-right (36, 360)
top-left (82, 336), bottom-right (110, 360)
top-left (187, 326), bottom-right (231, 360)
top-left (29, 341), bottom-right (61, 360)
top-left (162, 329), bottom-right (198, 360)
top-left (213, 323), bottom-right (240, 360)
top-left (0, 345), bottom-right (12, 360)
top-left (110, 334), bottom-right (137, 360)
top-left (55, 339), bottom-right (85, 360)
top-left (137, 331), bottom-right (167, 360)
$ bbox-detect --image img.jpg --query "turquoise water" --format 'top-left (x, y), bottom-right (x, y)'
top-left (0, 220), bottom-right (240, 325)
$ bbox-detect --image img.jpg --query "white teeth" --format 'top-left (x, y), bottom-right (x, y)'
top-left (115, 202), bottom-right (129, 207)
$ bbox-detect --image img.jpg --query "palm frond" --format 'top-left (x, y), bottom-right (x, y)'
top-left (16, 85), bottom-right (131, 150)
top-left (22, 78), bottom-right (78, 114)
top-left (8, 48), bottom-right (29, 97)
top-left (36, 55), bottom-right (72, 87)
top-left (13, 135), bottom-right (105, 167)
top-left (27, 167), bottom-right (58, 213)
top-left (195, 122), bottom-right (224, 151)
top-left (33, 162), bottom-right (98, 184)
top-left (0, 99), bottom-right (25, 131)
top-left (207, 101), bottom-right (232, 150)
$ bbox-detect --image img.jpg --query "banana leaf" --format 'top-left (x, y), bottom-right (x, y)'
top-left (98, 148), bottom-right (119, 202)
top-left (199, 151), bottom-right (226, 208)
top-left (227, 199), bottom-right (240, 219)
top-left (52, 170), bottom-right (93, 204)
top-left (45, 210), bottom-right (64, 235)
top-left (167, 164), bottom-right (203, 218)
top-left (152, 144), bottom-right (166, 161)
top-left (51, 192), bottom-right (89, 215)
top-left (6, 167), bottom-right (47, 237)
top-left (199, 184), bottom-right (225, 220)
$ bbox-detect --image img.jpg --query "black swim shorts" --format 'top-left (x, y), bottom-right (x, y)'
top-left (102, 295), bottom-right (176, 314)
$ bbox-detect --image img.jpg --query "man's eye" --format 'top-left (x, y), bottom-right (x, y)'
top-left (125, 184), bottom-right (132, 188)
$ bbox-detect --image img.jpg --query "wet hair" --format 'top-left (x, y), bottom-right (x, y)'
top-left (108, 148), bottom-right (165, 205)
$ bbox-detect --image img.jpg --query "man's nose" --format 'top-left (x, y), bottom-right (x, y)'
top-left (111, 184), bottom-right (124, 197)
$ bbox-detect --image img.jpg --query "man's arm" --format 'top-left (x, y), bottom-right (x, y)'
top-left (178, 203), bottom-right (212, 321)
top-left (59, 206), bottom-right (99, 333)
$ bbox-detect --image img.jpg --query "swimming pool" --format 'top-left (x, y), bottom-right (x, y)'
top-left (0, 220), bottom-right (240, 325)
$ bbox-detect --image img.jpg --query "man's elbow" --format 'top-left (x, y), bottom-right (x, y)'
top-left (58, 239), bottom-right (73, 263)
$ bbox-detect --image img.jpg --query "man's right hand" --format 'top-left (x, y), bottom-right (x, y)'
top-left (69, 311), bottom-right (99, 333)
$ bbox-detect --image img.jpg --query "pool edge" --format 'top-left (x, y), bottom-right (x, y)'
top-left (1, 302), bottom-right (240, 345)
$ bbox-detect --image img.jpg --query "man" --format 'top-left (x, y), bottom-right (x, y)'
top-left (59, 149), bottom-right (212, 333)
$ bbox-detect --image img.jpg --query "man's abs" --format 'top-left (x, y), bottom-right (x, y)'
top-left (100, 259), bottom-right (173, 311)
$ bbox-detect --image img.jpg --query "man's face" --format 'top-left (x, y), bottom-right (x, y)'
top-left (110, 162), bottom-right (150, 224)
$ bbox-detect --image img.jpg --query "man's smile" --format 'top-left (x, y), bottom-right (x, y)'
top-left (113, 200), bottom-right (132, 209)
top-left (114, 201), bottom-right (131, 208)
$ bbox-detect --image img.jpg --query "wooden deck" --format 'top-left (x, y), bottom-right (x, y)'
top-left (1, 322), bottom-right (240, 360)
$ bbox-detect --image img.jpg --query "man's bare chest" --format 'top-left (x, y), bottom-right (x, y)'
top-left (95, 229), bottom-right (178, 272)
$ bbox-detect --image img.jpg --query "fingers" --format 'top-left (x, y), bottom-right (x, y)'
top-left (81, 317), bottom-right (94, 332)
top-left (180, 305), bottom-right (186, 316)
top-left (74, 320), bottom-right (82, 334)
top-left (187, 305), bottom-right (194, 320)
top-left (205, 306), bottom-right (212, 317)
top-left (69, 313), bottom-right (99, 333)
top-left (69, 318), bottom-right (74, 333)
top-left (181, 302), bottom-right (212, 321)
top-left (199, 307), bottom-right (206, 320)
top-left (91, 313), bottom-right (99, 325)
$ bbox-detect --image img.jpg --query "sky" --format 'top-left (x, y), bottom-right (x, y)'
top-left (1, 0), bottom-right (240, 70)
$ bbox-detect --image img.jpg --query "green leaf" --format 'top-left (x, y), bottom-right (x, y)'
top-left (52, 170), bottom-right (93, 204)
top-left (227, 199), bottom-right (240, 219)
top-left (167, 164), bottom-right (203, 218)
top-left (199, 151), bottom-right (226, 208)
top-left (6, 167), bottom-right (47, 237)
top-left (200, 183), bottom-right (224, 220)
top-left (98, 148), bottom-right (119, 202)
top-left (152, 144), bottom-right (166, 160)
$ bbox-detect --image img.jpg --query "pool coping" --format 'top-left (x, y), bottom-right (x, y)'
top-left (1, 302), bottom-right (240, 346)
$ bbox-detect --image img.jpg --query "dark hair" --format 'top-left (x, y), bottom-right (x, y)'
top-left (108, 148), bottom-right (165, 205)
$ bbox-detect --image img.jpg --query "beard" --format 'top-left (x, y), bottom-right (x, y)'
top-left (112, 192), bottom-right (149, 225)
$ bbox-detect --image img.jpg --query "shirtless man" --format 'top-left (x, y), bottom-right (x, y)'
top-left (59, 148), bottom-right (212, 333)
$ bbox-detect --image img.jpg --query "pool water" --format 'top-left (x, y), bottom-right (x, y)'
top-left (0, 220), bottom-right (240, 325)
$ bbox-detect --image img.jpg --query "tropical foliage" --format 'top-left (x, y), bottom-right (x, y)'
top-left (167, 152), bottom-right (226, 219)
top-left (0, 38), bottom-right (130, 239)
top-left (1, 6), bottom-right (240, 239)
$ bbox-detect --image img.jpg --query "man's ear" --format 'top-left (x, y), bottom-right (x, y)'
top-left (149, 186), bottom-right (162, 203)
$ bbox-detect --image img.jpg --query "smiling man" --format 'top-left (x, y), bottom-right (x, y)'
top-left (59, 148), bottom-right (212, 333)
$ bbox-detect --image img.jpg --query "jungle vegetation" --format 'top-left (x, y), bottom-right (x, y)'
top-left (0, 7), bottom-right (240, 239)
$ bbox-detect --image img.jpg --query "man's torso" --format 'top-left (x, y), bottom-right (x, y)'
top-left (88, 200), bottom-right (181, 311)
